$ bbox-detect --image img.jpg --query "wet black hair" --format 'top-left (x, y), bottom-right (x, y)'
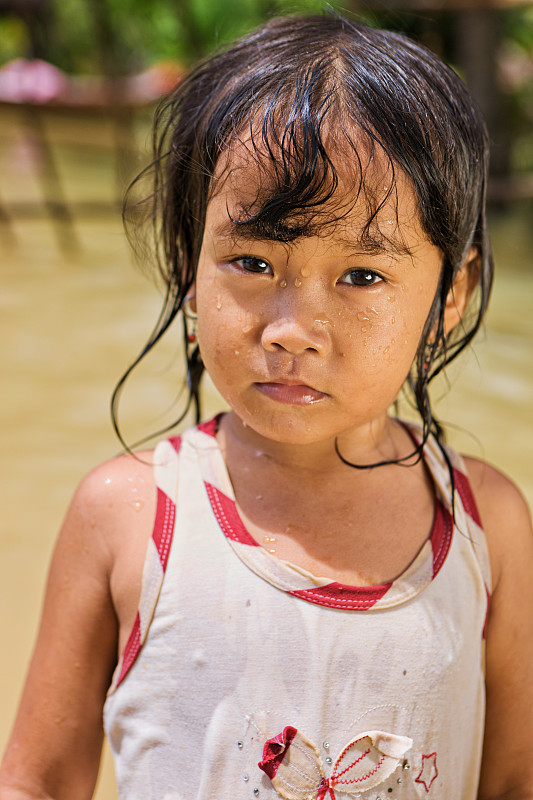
top-left (113, 12), bottom-right (493, 465)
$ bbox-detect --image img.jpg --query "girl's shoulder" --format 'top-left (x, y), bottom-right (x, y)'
top-left (67, 449), bottom-right (159, 654)
top-left (462, 458), bottom-right (533, 797)
top-left (72, 449), bottom-right (157, 528)
top-left (462, 455), bottom-right (532, 589)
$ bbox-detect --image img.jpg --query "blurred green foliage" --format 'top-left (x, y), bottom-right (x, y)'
top-left (0, 0), bottom-right (345, 73)
top-left (0, 0), bottom-right (531, 173)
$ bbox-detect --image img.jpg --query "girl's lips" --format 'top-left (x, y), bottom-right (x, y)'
top-left (254, 382), bottom-right (327, 405)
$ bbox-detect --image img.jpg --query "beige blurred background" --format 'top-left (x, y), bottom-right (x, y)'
top-left (1, 2), bottom-right (533, 798)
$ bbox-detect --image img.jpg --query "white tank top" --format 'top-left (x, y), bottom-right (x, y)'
top-left (104, 416), bottom-right (491, 800)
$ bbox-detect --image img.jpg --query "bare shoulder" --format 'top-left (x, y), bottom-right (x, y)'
top-left (0, 450), bottom-right (158, 799)
top-left (462, 455), bottom-right (533, 588)
top-left (462, 460), bottom-right (533, 797)
top-left (68, 450), bottom-right (158, 651)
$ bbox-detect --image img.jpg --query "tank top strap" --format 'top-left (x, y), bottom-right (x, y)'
top-left (402, 422), bottom-right (492, 595)
top-left (108, 436), bottom-right (182, 692)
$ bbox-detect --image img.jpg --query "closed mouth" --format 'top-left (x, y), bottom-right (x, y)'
top-left (254, 381), bottom-right (327, 405)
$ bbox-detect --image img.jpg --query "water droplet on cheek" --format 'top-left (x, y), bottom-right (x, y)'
top-left (300, 267), bottom-right (310, 277)
top-left (216, 296), bottom-right (222, 310)
top-left (280, 279), bottom-right (287, 288)
top-left (242, 324), bottom-right (252, 333)
top-left (361, 326), bottom-right (368, 333)
top-left (234, 350), bottom-right (240, 356)
top-left (357, 312), bottom-right (370, 322)
top-left (264, 535), bottom-right (276, 554)
top-left (294, 277), bottom-right (302, 287)
top-left (128, 500), bottom-right (145, 512)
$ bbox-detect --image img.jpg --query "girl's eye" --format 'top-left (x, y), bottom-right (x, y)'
top-left (234, 256), bottom-right (272, 274)
top-left (339, 269), bottom-right (383, 287)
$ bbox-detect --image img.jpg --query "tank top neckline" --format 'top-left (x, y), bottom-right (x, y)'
top-left (181, 415), bottom-right (455, 611)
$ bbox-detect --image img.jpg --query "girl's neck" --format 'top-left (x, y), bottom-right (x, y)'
top-left (217, 410), bottom-right (414, 477)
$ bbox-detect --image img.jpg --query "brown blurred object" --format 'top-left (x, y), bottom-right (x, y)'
top-left (351, 0), bottom-right (533, 203)
top-left (0, 0), bottom-right (183, 252)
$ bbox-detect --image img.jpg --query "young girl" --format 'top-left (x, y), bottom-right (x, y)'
top-left (1, 13), bottom-right (532, 800)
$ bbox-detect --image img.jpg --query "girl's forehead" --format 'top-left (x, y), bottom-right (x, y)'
top-left (207, 136), bottom-right (427, 251)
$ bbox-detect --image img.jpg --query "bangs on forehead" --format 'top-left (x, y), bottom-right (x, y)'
top-left (209, 105), bottom-right (418, 256)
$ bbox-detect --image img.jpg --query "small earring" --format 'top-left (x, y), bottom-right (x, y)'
top-left (183, 296), bottom-right (198, 345)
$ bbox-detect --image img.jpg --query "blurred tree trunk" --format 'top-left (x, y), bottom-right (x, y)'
top-left (455, 7), bottom-right (511, 180)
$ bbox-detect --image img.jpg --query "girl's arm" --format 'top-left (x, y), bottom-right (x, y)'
top-left (0, 454), bottom-right (155, 800)
top-left (466, 458), bottom-right (533, 800)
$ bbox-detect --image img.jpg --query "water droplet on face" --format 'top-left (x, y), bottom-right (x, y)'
top-left (256, 494), bottom-right (263, 501)
top-left (280, 279), bottom-right (287, 288)
top-left (216, 297), bottom-right (222, 310)
top-left (294, 277), bottom-right (302, 287)
top-left (104, 477), bottom-right (112, 485)
top-left (300, 267), bottom-right (310, 277)
top-left (383, 346), bottom-right (390, 354)
top-left (357, 312), bottom-right (370, 322)
top-left (234, 350), bottom-right (240, 356)
top-left (361, 326), bottom-right (368, 332)
top-left (391, 317), bottom-right (396, 324)
top-left (367, 306), bottom-right (379, 316)
top-left (129, 500), bottom-right (144, 512)
top-left (242, 324), bottom-right (252, 333)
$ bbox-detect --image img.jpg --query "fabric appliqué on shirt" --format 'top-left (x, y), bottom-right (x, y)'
top-left (258, 726), bottom-right (412, 799)
top-left (414, 753), bottom-right (438, 792)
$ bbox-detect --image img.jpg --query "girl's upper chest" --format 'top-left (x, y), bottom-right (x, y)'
top-left (230, 455), bottom-right (436, 587)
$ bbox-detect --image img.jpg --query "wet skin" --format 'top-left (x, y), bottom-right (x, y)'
top-left (194, 162), bottom-right (444, 468)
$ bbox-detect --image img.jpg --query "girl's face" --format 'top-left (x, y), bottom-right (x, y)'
top-left (194, 152), bottom-right (443, 452)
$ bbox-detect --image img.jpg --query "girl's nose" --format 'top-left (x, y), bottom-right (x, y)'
top-left (261, 313), bottom-right (331, 356)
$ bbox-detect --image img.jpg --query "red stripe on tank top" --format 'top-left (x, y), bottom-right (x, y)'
top-left (431, 500), bottom-right (453, 579)
top-left (153, 488), bottom-right (176, 571)
top-left (289, 581), bottom-right (393, 610)
top-left (204, 482), bottom-right (260, 547)
top-left (168, 435), bottom-right (182, 453)
top-left (116, 612), bottom-right (141, 687)
top-left (453, 467), bottom-right (483, 527)
top-left (197, 417), bottom-right (219, 437)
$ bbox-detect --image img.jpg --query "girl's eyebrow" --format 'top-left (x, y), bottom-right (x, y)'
top-left (212, 220), bottom-right (407, 258)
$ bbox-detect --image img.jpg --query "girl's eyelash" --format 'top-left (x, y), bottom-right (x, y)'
top-left (232, 256), bottom-right (272, 274)
top-left (339, 269), bottom-right (384, 287)
top-left (229, 259), bottom-right (382, 286)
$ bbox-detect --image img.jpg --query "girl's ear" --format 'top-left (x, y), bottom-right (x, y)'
top-left (443, 247), bottom-right (480, 334)
top-left (185, 291), bottom-right (197, 314)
